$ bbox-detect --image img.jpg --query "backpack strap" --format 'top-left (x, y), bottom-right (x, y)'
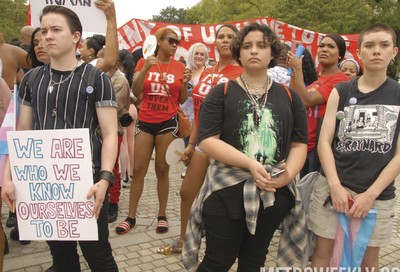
top-left (224, 81), bottom-right (229, 96)
top-left (82, 65), bottom-right (100, 125)
top-left (279, 83), bottom-right (292, 102)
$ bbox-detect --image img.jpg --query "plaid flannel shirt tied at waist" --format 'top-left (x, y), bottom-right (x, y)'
top-left (182, 159), bottom-right (307, 271)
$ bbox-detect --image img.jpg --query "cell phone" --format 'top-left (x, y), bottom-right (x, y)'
top-left (271, 168), bottom-right (285, 177)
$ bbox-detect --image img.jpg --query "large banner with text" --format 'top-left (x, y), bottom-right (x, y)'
top-left (117, 17), bottom-right (360, 63)
top-left (7, 128), bottom-right (98, 241)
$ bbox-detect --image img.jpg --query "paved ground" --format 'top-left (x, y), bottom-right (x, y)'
top-left (2, 159), bottom-right (400, 271)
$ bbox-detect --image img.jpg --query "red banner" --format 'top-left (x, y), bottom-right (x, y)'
top-left (117, 17), bottom-right (360, 63)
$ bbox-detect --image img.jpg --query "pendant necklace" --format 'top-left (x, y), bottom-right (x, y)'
top-left (48, 60), bottom-right (79, 94)
top-left (156, 60), bottom-right (172, 85)
top-left (209, 63), bottom-right (219, 86)
top-left (240, 74), bottom-right (271, 127)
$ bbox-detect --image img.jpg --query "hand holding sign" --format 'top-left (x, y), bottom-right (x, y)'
top-left (143, 35), bottom-right (157, 59)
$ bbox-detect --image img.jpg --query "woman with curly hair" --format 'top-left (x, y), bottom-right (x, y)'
top-left (182, 22), bottom-right (307, 271)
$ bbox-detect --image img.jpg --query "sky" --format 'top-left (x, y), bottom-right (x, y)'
top-left (113, 0), bottom-right (201, 27)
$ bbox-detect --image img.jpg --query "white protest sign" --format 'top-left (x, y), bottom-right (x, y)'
top-left (30, 0), bottom-right (106, 34)
top-left (7, 128), bottom-right (98, 241)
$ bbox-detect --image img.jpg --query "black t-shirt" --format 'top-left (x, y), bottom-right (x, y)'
top-left (198, 80), bottom-right (308, 216)
top-left (19, 63), bottom-right (116, 172)
top-left (333, 78), bottom-right (400, 200)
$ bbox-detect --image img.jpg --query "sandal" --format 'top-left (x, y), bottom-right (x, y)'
top-left (157, 238), bottom-right (183, 255)
top-left (156, 216), bottom-right (169, 234)
top-left (115, 217), bottom-right (135, 235)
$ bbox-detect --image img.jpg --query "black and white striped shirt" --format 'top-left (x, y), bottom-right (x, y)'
top-left (19, 62), bottom-right (117, 172)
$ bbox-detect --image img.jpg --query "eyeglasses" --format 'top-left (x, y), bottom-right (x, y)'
top-left (163, 37), bottom-right (180, 46)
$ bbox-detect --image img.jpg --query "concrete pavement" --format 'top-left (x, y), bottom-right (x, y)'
top-left (2, 159), bottom-right (400, 271)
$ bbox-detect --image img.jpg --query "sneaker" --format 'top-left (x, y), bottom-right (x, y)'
top-left (108, 203), bottom-right (118, 223)
top-left (122, 176), bottom-right (132, 188)
top-left (6, 212), bottom-right (16, 228)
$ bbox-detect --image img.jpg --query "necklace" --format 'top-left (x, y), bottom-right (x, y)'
top-left (240, 74), bottom-right (271, 127)
top-left (156, 60), bottom-right (172, 84)
top-left (209, 64), bottom-right (219, 86)
top-left (48, 61), bottom-right (79, 94)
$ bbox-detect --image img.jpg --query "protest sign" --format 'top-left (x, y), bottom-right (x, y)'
top-left (30, 0), bottom-right (106, 33)
top-left (7, 128), bottom-right (98, 241)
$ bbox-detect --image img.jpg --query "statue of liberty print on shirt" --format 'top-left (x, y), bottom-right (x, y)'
top-left (240, 105), bottom-right (278, 166)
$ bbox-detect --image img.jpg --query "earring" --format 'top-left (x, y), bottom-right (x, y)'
top-left (89, 55), bottom-right (93, 61)
top-left (390, 58), bottom-right (395, 65)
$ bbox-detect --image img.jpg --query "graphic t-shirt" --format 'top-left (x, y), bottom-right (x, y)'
top-left (198, 80), bottom-right (307, 217)
top-left (307, 71), bottom-right (348, 151)
top-left (136, 58), bottom-right (185, 123)
top-left (192, 63), bottom-right (243, 125)
top-left (198, 80), bottom-right (308, 164)
top-left (333, 78), bottom-right (400, 200)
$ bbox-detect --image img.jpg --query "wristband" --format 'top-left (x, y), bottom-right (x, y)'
top-left (99, 170), bottom-right (115, 187)
top-left (188, 142), bottom-right (195, 147)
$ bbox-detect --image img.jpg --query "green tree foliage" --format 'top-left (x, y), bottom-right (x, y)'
top-left (185, 0), bottom-right (400, 34)
top-left (151, 6), bottom-right (189, 24)
top-left (0, 0), bottom-right (28, 43)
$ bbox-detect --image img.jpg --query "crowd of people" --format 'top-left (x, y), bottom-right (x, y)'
top-left (0, 0), bottom-right (399, 271)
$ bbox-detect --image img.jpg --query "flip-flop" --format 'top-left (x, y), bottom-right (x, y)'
top-left (156, 216), bottom-right (169, 234)
top-left (115, 218), bottom-right (135, 235)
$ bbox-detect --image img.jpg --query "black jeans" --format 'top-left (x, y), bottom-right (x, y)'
top-left (197, 188), bottom-right (293, 272)
top-left (47, 191), bottom-right (118, 272)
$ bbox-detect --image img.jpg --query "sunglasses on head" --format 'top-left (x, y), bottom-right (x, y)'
top-left (164, 37), bottom-right (180, 46)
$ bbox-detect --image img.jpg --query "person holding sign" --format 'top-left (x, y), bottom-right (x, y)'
top-left (115, 27), bottom-right (192, 235)
top-left (1, 2), bottom-right (119, 271)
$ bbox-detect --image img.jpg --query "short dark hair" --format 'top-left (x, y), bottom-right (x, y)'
top-left (215, 24), bottom-right (239, 38)
top-left (231, 23), bottom-right (280, 68)
top-left (40, 5), bottom-right (82, 37)
top-left (358, 23), bottom-right (397, 48)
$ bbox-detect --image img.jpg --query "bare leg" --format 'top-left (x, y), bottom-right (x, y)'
top-left (127, 131), bottom-right (154, 218)
top-left (154, 132), bottom-right (175, 217)
top-left (310, 235), bottom-right (335, 268)
top-left (127, 105), bottom-right (138, 178)
top-left (178, 150), bottom-right (209, 243)
top-left (361, 246), bottom-right (379, 271)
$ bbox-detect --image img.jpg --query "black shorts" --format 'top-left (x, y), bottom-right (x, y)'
top-left (136, 116), bottom-right (178, 136)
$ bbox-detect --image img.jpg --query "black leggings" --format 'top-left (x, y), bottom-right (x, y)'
top-left (197, 188), bottom-right (294, 272)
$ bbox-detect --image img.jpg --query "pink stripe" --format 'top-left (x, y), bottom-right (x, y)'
top-left (0, 127), bottom-right (13, 140)
top-left (0, 155), bottom-right (7, 187)
top-left (331, 222), bottom-right (345, 267)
